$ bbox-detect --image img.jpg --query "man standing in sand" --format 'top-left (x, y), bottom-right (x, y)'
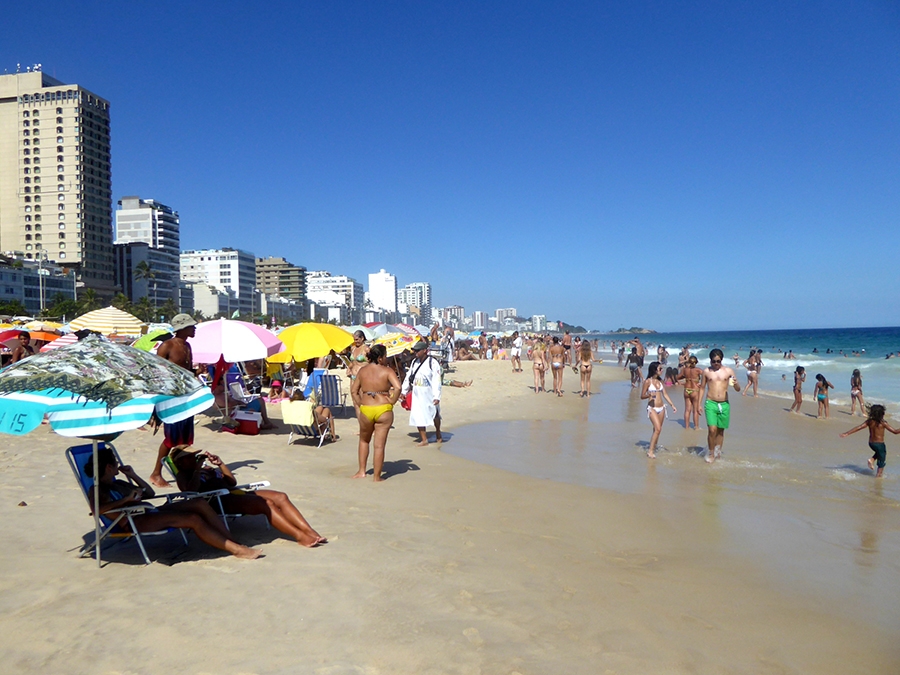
top-left (510, 331), bottom-right (522, 372)
top-left (402, 340), bottom-right (443, 446)
top-left (702, 348), bottom-right (740, 464)
top-left (562, 330), bottom-right (572, 364)
top-left (148, 314), bottom-right (198, 487)
top-left (548, 336), bottom-right (566, 396)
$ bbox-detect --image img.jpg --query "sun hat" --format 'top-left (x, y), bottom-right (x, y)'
top-left (271, 380), bottom-right (282, 387)
top-left (412, 340), bottom-right (427, 351)
top-left (171, 314), bottom-right (197, 331)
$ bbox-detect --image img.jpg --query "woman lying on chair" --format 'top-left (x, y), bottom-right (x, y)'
top-left (86, 447), bottom-right (262, 559)
top-left (288, 389), bottom-right (339, 441)
top-left (169, 446), bottom-right (326, 547)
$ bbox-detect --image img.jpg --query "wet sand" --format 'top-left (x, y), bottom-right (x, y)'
top-left (0, 359), bottom-right (897, 674)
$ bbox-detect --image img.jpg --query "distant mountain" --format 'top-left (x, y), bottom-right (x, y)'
top-left (609, 327), bottom-right (657, 334)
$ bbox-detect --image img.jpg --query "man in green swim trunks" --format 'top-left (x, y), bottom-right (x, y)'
top-left (701, 348), bottom-right (741, 464)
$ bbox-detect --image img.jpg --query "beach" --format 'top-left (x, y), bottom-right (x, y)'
top-left (1, 359), bottom-right (898, 674)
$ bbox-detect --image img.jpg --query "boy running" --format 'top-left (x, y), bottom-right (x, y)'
top-left (840, 404), bottom-right (899, 478)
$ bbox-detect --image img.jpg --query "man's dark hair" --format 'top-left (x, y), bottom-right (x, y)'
top-left (709, 348), bottom-right (724, 360)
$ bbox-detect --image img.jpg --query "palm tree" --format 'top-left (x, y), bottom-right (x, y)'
top-left (133, 261), bottom-right (157, 310)
top-left (77, 289), bottom-right (101, 314)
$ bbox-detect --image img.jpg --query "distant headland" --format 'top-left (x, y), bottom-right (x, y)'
top-left (609, 327), bottom-right (657, 335)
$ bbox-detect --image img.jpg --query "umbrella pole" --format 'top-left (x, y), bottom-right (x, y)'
top-left (92, 438), bottom-right (101, 567)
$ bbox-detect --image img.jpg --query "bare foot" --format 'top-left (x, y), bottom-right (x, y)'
top-left (435, 434), bottom-right (443, 443)
top-left (149, 474), bottom-right (170, 488)
top-left (260, 422), bottom-right (276, 431)
top-left (416, 440), bottom-right (429, 447)
top-left (868, 457), bottom-right (875, 470)
top-left (351, 470), bottom-right (367, 479)
top-left (234, 546), bottom-right (263, 559)
top-left (373, 475), bottom-right (384, 482)
top-left (647, 451), bottom-right (656, 459)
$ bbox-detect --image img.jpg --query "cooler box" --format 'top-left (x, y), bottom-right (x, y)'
top-left (233, 411), bottom-right (262, 435)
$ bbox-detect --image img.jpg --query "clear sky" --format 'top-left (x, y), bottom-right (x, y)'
top-left (4, 2), bottom-right (898, 331)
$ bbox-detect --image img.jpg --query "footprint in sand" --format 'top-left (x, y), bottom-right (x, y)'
top-left (462, 627), bottom-right (484, 647)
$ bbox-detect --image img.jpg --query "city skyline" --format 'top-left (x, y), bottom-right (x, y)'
top-left (3, 3), bottom-right (898, 331)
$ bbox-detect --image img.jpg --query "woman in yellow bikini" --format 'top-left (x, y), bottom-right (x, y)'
top-left (677, 355), bottom-right (703, 430)
top-left (350, 344), bottom-right (401, 482)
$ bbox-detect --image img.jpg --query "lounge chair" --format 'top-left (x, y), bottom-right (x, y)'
top-left (281, 399), bottom-right (333, 447)
top-left (66, 442), bottom-right (189, 565)
top-left (160, 456), bottom-right (270, 532)
top-left (317, 374), bottom-right (346, 413)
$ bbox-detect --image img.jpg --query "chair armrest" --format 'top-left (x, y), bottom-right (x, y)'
top-left (151, 489), bottom-right (231, 503)
top-left (106, 504), bottom-right (149, 516)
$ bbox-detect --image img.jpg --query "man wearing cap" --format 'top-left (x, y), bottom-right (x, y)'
top-left (149, 314), bottom-right (198, 487)
top-left (401, 340), bottom-right (443, 446)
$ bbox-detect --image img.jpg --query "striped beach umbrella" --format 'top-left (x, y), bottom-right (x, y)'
top-left (39, 332), bottom-right (78, 352)
top-left (68, 306), bottom-right (145, 336)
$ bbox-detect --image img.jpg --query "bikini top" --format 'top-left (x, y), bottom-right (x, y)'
top-left (646, 381), bottom-right (663, 395)
top-left (350, 353), bottom-right (367, 362)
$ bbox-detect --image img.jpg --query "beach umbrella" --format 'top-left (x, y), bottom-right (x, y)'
top-left (392, 323), bottom-right (422, 336)
top-left (69, 306), bottom-right (145, 337)
top-left (1, 329), bottom-right (61, 350)
top-left (39, 332), bottom-right (78, 352)
top-left (0, 334), bottom-right (214, 566)
top-left (374, 332), bottom-right (417, 357)
top-left (362, 322), bottom-right (393, 338)
top-left (188, 318), bottom-right (284, 364)
top-left (413, 324), bottom-right (431, 336)
top-left (23, 320), bottom-right (64, 332)
top-left (132, 329), bottom-right (172, 353)
top-left (344, 325), bottom-right (376, 341)
top-left (269, 323), bottom-right (354, 364)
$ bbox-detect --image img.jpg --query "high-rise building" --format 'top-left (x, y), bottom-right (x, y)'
top-left (443, 305), bottom-right (465, 324)
top-left (256, 256), bottom-right (307, 305)
top-left (180, 248), bottom-right (258, 317)
top-left (114, 196), bottom-right (180, 305)
top-left (0, 68), bottom-right (116, 294)
top-left (495, 308), bottom-right (517, 322)
top-left (367, 268), bottom-right (397, 313)
top-left (307, 270), bottom-right (364, 323)
top-left (397, 281), bottom-right (432, 325)
top-left (473, 311), bottom-right (488, 330)
top-left (532, 314), bottom-right (547, 332)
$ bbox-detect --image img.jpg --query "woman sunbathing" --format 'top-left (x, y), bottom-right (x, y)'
top-left (86, 447), bottom-right (261, 559)
top-left (169, 446), bottom-right (326, 547)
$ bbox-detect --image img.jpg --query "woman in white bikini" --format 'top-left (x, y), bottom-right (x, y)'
top-left (742, 350), bottom-right (760, 397)
top-left (641, 361), bottom-right (676, 459)
top-left (347, 331), bottom-right (370, 420)
top-left (850, 369), bottom-right (865, 417)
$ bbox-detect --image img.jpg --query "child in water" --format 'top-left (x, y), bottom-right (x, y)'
top-left (840, 404), bottom-right (899, 477)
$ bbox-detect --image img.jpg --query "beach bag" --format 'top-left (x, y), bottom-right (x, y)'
top-left (400, 359), bottom-right (428, 411)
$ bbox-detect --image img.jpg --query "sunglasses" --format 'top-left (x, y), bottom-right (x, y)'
top-left (710, 359), bottom-right (722, 364)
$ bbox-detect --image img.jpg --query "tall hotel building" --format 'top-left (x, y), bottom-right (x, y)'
top-left (367, 268), bottom-right (397, 313)
top-left (114, 196), bottom-right (181, 304)
top-left (0, 69), bottom-right (116, 293)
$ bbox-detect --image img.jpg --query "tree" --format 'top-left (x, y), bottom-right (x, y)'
top-left (77, 289), bottom-right (101, 314)
top-left (132, 297), bottom-right (154, 323)
top-left (43, 293), bottom-right (77, 320)
top-left (133, 261), bottom-right (157, 308)
top-left (111, 292), bottom-right (132, 313)
top-left (0, 299), bottom-right (27, 316)
top-left (159, 298), bottom-right (179, 322)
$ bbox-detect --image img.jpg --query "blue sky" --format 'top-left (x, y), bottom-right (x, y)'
top-left (4, 2), bottom-right (898, 331)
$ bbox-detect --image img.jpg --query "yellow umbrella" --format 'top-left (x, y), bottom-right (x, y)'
top-left (68, 306), bottom-right (145, 336)
top-left (269, 323), bottom-right (354, 364)
top-left (374, 332), bottom-right (417, 357)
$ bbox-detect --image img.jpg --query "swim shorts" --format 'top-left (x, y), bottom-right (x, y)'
top-left (705, 399), bottom-right (730, 429)
top-left (869, 442), bottom-right (886, 469)
top-left (163, 416), bottom-right (194, 449)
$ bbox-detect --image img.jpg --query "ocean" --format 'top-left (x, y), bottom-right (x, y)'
top-left (591, 326), bottom-right (900, 413)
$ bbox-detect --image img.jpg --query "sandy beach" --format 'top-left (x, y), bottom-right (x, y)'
top-left (1, 358), bottom-right (898, 674)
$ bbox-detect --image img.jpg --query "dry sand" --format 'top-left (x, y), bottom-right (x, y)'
top-left (0, 359), bottom-right (897, 674)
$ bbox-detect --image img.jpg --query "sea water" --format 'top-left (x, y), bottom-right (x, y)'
top-left (593, 326), bottom-right (900, 411)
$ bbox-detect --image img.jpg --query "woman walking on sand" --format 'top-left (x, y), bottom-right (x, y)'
top-left (814, 373), bottom-right (835, 419)
top-left (678, 355), bottom-right (703, 430)
top-left (850, 369), bottom-right (865, 417)
top-left (531, 339), bottom-right (547, 393)
top-left (577, 340), bottom-right (595, 397)
top-left (641, 362), bottom-right (677, 459)
top-left (789, 365), bottom-right (806, 414)
top-left (742, 350), bottom-right (760, 397)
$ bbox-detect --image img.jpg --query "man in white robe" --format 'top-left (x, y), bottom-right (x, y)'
top-left (401, 341), bottom-right (443, 446)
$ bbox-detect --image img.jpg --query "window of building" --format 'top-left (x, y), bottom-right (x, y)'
top-left (35, 244), bottom-right (41, 250)
top-left (59, 251), bottom-right (65, 258)
top-left (23, 158), bottom-right (30, 164)
top-left (24, 177), bottom-right (31, 184)
top-left (25, 234), bottom-right (32, 241)
top-left (59, 222), bottom-right (65, 228)
top-left (25, 225), bottom-right (31, 231)
top-left (56, 136), bottom-right (63, 144)
top-left (34, 214), bottom-right (40, 220)
top-left (56, 155), bottom-right (63, 162)
top-left (57, 165), bottom-right (64, 173)
top-left (56, 127), bottom-right (63, 134)
top-left (56, 117), bottom-right (62, 123)
top-left (23, 111), bottom-right (29, 118)
top-left (23, 149), bottom-right (30, 156)
top-left (25, 245), bottom-right (32, 251)
top-left (56, 145), bottom-right (63, 152)
top-left (33, 111), bottom-right (39, 117)
top-left (35, 234), bottom-right (41, 241)
top-left (34, 158), bottom-right (40, 164)
top-left (23, 120), bottom-right (29, 127)
top-left (25, 215), bottom-right (31, 222)
top-left (56, 108), bottom-right (62, 114)
top-left (34, 186), bottom-right (40, 193)
top-left (22, 129), bottom-right (29, 137)
top-left (33, 138), bottom-right (40, 146)
top-left (24, 168), bottom-right (30, 175)
top-left (58, 205), bottom-right (64, 211)
top-left (33, 130), bottom-right (39, 136)
top-left (35, 224), bottom-right (41, 230)
top-left (24, 186), bottom-right (31, 193)
top-left (23, 139), bottom-right (30, 147)
top-left (57, 192), bottom-right (64, 198)
top-left (58, 214), bottom-right (65, 220)
top-left (33, 167), bottom-right (39, 173)
top-left (34, 196), bottom-right (41, 203)
top-left (34, 206), bottom-right (41, 212)
top-left (24, 196), bottom-right (31, 203)
top-left (25, 206), bottom-right (31, 212)
top-left (59, 233), bottom-right (65, 240)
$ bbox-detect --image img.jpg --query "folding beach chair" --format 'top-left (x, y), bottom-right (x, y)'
top-left (66, 442), bottom-right (189, 565)
top-left (317, 374), bottom-right (346, 413)
top-left (160, 456), bottom-right (270, 531)
top-left (281, 400), bottom-right (333, 447)
top-left (229, 381), bottom-right (260, 407)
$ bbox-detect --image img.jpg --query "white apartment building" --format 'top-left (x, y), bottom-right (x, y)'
top-left (367, 268), bottom-right (397, 313)
top-left (180, 248), bottom-right (258, 317)
top-left (114, 196), bottom-right (180, 305)
top-left (532, 315), bottom-right (547, 332)
top-left (473, 311), bottom-right (488, 330)
top-left (397, 281), bottom-right (432, 325)
top-left (307, 270), bottom-right (364, 323)
top-left (443, 305), bottom-right (465, 325)
top-left (495, 307), bottom-right (517, 322)
top-left (0, 68), bottom-right (116, 294)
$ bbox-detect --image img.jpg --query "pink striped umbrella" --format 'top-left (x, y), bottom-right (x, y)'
top-left (188, 319), bottom-right (285, 364)
top-left (39, 333), bottom-right (78, 352)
